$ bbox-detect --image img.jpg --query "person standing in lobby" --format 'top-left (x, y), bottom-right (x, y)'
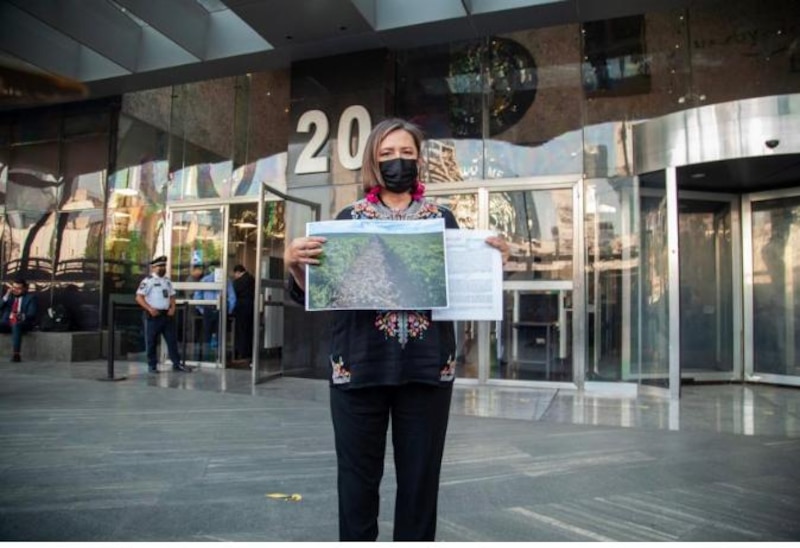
top-left (231, 264), bottom-right (255, 366)
top-left (0, 278), bottom-right (39, 362)
top-left (135, 256), bottom-right (192, 373)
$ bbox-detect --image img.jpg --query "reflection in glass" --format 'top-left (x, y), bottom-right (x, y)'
top-left (751, 196), bottom-right (800, 377)
top-left (231, 154), bottom-right (288, 197)
top-left (453, 320), bottom-right (478, 380)
top-left (2, 210), bottom-right (55, 281)
top-left (689, 0), bottom-right (800, 106)
top-left (0, 150), bottom-right (8, 206)
top-left (54, 210), bottom-right (104, 282)
top-left (169, 78), bottom-right (235, 199)
top-left (169, 161), bottom-right (232, 201)
top-left (6, 143), bottom-right (60, 212)
top-left (61, 137), bottom-right (107, 210)
top-left (491, 189), bottom-right (573, 281)
top-left (639, 190), bottom-right (670, 387)
top-left (492, 26), bottom-right (583, 177)
top-left (170, 209), bottom-right (225, 283)
top-left (582, 16), bottom-right (650, 98)
top-left (395, 40), bottom-right (483, 140)
top-left (105, 175), bottom-right (166, 293)
top-left (423, 139), bottom-right (483, 183)
top-left (179, 302), bottom-right (221, 366)
top-left (256, 197), bottom-right (292, 382)
top-left (585, 178), bottom-right (640, 382)
top-left (428, 193), bottom-right (478, 230)
top-left (679, 199), bottom-right (734, 374)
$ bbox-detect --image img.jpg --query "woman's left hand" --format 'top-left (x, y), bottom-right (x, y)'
top-left (485, 235), bottom-right (510, 265)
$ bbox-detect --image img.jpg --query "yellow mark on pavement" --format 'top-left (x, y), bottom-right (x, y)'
top-left (266, 493), bottom-right (302, 502)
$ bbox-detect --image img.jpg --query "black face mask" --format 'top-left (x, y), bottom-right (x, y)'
top-left (379, 158), bottom-right (418, 194)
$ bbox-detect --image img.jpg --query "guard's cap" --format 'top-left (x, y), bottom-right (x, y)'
top-left (150, 255), bottom-right (167, 267)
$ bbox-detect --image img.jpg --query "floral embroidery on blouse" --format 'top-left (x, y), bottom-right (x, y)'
top-left (350, 201), bottom-right (379, 219)
top-left (375, 311), bottom-right (431, 348)
top-left (440, 354), bottom-right (456, 382)
top-left (417, 202), bottom-right (443, 219)
top-left (330, 355), bottom-right (351, 384)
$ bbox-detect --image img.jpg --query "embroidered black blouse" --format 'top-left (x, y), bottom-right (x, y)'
top-left (287, 197), bottom-right (459, 390)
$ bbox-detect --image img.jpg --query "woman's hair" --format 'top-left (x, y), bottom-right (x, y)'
top-left (360, 118), bottom-right (424, 193)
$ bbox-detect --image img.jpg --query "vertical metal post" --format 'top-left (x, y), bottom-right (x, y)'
top-left (99, 301), bottom-right (127, 382)
top-left (666, 167), bottom-right (681, 402)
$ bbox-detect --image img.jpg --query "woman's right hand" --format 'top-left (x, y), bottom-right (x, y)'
top-left (284, 236), bottom-right (327, 289)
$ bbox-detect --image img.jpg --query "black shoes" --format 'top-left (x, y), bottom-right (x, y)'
top-left (11, 353), bottom-right (20, 363)
top-left (147, 364), bottom-right (192, 373)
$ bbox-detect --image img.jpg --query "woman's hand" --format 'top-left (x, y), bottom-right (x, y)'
top-left (485, 235), bottom-right (510, 265)
top-left (284, 236), bottom-right (327, 289)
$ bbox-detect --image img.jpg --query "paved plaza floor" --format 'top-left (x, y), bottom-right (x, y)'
top-left (0, 360), bottom-right (799, 541)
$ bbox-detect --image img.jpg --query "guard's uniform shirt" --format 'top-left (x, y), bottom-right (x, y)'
top-left (136, 274), bottom-right (175, 311)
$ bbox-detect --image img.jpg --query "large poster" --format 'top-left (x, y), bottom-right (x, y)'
top-left (305, 219), bottom-right (448, 311)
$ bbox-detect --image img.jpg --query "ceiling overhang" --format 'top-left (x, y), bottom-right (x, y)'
top-left (1, 0), bottom-right (700, 107)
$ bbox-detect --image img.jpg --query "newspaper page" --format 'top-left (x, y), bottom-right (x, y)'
top-left (432, 229), bottom-right (503, 321)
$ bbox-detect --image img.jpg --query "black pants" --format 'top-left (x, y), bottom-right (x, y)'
top-left (233, 301), bottom-right (254, 360)
top-left (143, 313), bottom-right (182, 369)
top-left (329, 383), bottom-right (453, 541)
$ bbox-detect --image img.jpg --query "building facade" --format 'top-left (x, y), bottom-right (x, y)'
top-left (1, 0), bottom-right (799, 398)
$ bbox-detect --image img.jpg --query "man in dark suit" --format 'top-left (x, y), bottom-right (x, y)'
top-left (231, 264), bottom-right (256, 365)
top-left (0, 278), bottom-right (39, 362)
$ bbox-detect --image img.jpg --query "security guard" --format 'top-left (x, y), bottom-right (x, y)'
top-left (135, 256), bottom-right (191, 373)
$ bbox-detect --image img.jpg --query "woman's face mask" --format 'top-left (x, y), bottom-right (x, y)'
top-left (379, 158), bottom-right (418, 194)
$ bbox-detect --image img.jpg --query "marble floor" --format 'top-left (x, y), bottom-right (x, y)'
top-left (1, 359), bottom-right (799, 541)
top-left (5, 359), bottom-right (800, 438)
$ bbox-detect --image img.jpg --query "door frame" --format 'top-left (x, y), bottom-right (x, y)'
top-left (167, 204), bottom-right (230, 368)
top-left (426, 175), bottom-right (585, 389)
top-left (743, 187), bottom-right (800, 388)
top-left (252, 182), bottom-right (320, 384)
top-left (678, 189), bottom-right (743, 382)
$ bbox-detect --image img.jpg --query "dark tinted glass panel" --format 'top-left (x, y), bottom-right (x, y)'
top-left (0, 120), bottom-right (10, 147)
top-left (689, 0), bottom-right (800, 105)
top-left (491, 26), bottom-right (583, 178)
top-left (12, 110), bottom-right (59, 143)
top-left (64, 109), bottom-right (110, 137)
top-left (52, 282), bottom-right (101, 330)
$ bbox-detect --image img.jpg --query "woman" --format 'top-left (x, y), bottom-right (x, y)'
top-left (285, 118), bottom-right (508, 541)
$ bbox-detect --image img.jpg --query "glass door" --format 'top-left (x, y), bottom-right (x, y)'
top-left (168, 206), bottom-right (228, 368)
top-left (744, 188), bottom-right (800, 387)
top-left (678, 192), bottom-right (741, 381)
top-left (227, 203), bottom-right (259, 370)
top-left (638, 170), bottom-right (678, 398)
top-left (429, 180), bottom-right (583, 385)
top-left (253, 183), bottom-right (320, 384)
top-left (493, 186), bottom-right (578, 383)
